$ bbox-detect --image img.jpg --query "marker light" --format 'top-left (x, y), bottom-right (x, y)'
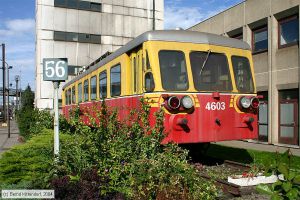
top-left (240, 97), bottom-right (251, 109)
top-left (168, 96), bottom-right (180, 110)
top-left (251, 97), bottom-right (259, 109)
top-left (181, 96), bottom-right (194, 109)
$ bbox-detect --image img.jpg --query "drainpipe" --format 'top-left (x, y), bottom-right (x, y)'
top-left (152, 0), bottom-right (155, 30)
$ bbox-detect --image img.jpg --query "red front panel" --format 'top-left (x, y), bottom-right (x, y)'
top-left (62, 93), bottom-right (258, 144)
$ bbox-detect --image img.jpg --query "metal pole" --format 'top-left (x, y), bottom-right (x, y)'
top-left (53, 82), bottom-right (60, 156)
top-left (7, 67), bottom-right (10, 138)
top-left (152, 0), bottom-right (155, 30)
top-left (15, 76), bottom-right (19, 111)
top-left (2, 44), bottom-right (6, 122)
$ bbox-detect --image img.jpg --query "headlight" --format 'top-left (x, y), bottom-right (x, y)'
top-left (240, 97), bottom-right (251, 109)
top-left (181, 96), bottom-right (194, 109)
top-left (251, 97), bottom-right (259, 109)
top-left (168, 96), bottom-right (180, 109)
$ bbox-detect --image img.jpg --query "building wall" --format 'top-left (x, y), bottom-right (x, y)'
top-left (189, 0), bottom-right (300, 146)
top-left (35, 0), bottom-right (164, 109)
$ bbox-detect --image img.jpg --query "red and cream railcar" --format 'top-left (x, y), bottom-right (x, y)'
top-left (62, 30), bottom-right (259, 144)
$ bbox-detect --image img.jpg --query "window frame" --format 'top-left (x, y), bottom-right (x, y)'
top-left (99, 70), bottom-right (107, 99)
top-left (110, 64), bottom-right (121, 97)
top-left (252, 26), bottom-right (268, 54)
top-left (90, 75), bottom-right (97, 100)
top-left (278, 15), bottom-right (299, 49)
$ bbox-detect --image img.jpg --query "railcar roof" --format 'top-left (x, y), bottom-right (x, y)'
top-left (63, 30), bottom-right (251, 90)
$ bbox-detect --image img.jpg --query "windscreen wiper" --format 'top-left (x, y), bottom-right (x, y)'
top-left (199, 50), bottom-right (211, 76)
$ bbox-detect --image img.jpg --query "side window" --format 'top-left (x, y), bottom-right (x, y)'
top-left (67, 88), bottom-right (71, 105)
top-left (99, 71), bottom-right (107, 99)
top-left (146, 50), bottom-right (151, 70)
top-left (71, 86), bottom-right (76, 104)
top-left (90, 76), bottom-right (97, 100)
top-left (84, 79), bottom-right (89, 101)
top-left (232, 56), bottom-right (254, 93)
top-left (78, 82), bottom-right (82, 103)
top-left (111, 64), bottom-right (121, 96)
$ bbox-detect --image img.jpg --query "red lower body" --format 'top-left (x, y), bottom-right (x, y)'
top-left (62, 93), bottom-right (258, 144)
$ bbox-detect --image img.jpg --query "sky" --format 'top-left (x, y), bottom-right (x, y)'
top-left (0, 0), bottom-right (243, 91)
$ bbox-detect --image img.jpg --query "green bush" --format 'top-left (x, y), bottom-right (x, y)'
top-left (52, 100), bottom-right (217, 199)
top-left (16, 108), bottom-right (53, 139)
top-left (0, 129), bottom-right (71, 189)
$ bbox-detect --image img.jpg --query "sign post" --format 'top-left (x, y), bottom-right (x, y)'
top-left (43, 58), bottom-right (68, 156)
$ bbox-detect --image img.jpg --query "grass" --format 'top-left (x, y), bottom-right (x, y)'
top-left (205, 144), bottom-right (300, 169)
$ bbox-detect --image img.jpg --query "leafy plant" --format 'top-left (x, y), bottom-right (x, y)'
top-left (256, 149), bottom-right (300, 200)
top-left (52, 99), bottom-right (218, 199)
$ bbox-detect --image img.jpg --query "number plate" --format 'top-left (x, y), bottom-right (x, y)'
top-left (43, 58), bottom-right (68, 81)
top-left (205, 102), bottom-right (226, 110)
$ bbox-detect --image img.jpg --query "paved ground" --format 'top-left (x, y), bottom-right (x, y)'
top-left (0, 120), bottom-right (20, 155)
top-left (216, 140), bottom-right (300, 157)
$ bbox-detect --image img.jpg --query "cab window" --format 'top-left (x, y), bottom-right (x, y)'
top-left (190, 51), bottom-right (232, 92)
top-left (232, 56), bottom-right (254, 93)
top-left (159, 50), bottom-right (188, 91)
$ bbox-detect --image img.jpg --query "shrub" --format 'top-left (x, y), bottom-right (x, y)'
top-left (16, 108), bottom-right (53, 139)
top-left (52, 100), bottom-right (218, 199)
top-left (0, 129), bottom-right (72, 189)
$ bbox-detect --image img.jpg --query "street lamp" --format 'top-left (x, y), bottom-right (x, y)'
top-left (7, 65), bottom-right (12, 138)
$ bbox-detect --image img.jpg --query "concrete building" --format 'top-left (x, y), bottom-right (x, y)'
top-left (189, 0), bottom-right (300, 147)
top-left (35, 0), bottom-right (164, 109)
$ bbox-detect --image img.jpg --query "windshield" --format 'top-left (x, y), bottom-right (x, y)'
top-left (159, 50), bottom-right (188, 91)
top-left (232, 56), bottom-right (254, 93)
top-left (190, 51), bottom-right (233, 92)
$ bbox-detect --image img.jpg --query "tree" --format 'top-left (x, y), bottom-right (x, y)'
top-left (21, 85), bottom-right (34, 109)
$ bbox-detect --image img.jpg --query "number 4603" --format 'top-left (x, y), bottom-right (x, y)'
top-left (205, 102), bottom-right (225, 110)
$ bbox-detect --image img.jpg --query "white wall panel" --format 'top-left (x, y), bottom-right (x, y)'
top-left (54, 41), bottom-right (66, 58)
top-left (66, 9), bottom-right (78, 32)
top-left (53, 8), bottom-right (66, 31)
top-left (78, 11), bottom-right (90, 33)
top-left (102, 4), bottom-right (112, 13)
top-left (77, 43), bottom-right (89, 66)
top-left (66, 43), bottom-right (77, 66)
top-left (41, 6), bottom-right (54, 30)
top-left (90, 12), bottom-right (102, 34)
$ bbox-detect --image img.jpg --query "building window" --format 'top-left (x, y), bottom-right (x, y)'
top-left (78, 33), bottom-right (91, 43)
top-left (90, 35), bottom-right (101, 44)
top-left (78, 82), bottom-right (82, 103)
top-left (99, 71), bottom-right (107, 99)
top-left (231, 33), bottom-right (243, 40)
top-left (54, 31), bottom-right (66, 41)
top-left (84, 79), bottom-right (89, 101)
top-left (90, 3), bottom-right (101, 12)
top-left (257, 91), bottom-right (268, 142)
top-left (279, 15), bottom-right (299, 48)
top-left (54, 0), bottom-right (66, 7)
top-left (68, 65), bottom-right (82, 76)
top-left (54, 31), bottom-right (101, 44)
top-left (252, 26), bottom-right (268, 53)
top-left (90, 76), bottom-right (97, 100)
top-left (66, 32), bottom-right (78, 42)
top-left (54, 0), bottom-right (101, 12)
top-left (111, 64), bottom-right (121, 97)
